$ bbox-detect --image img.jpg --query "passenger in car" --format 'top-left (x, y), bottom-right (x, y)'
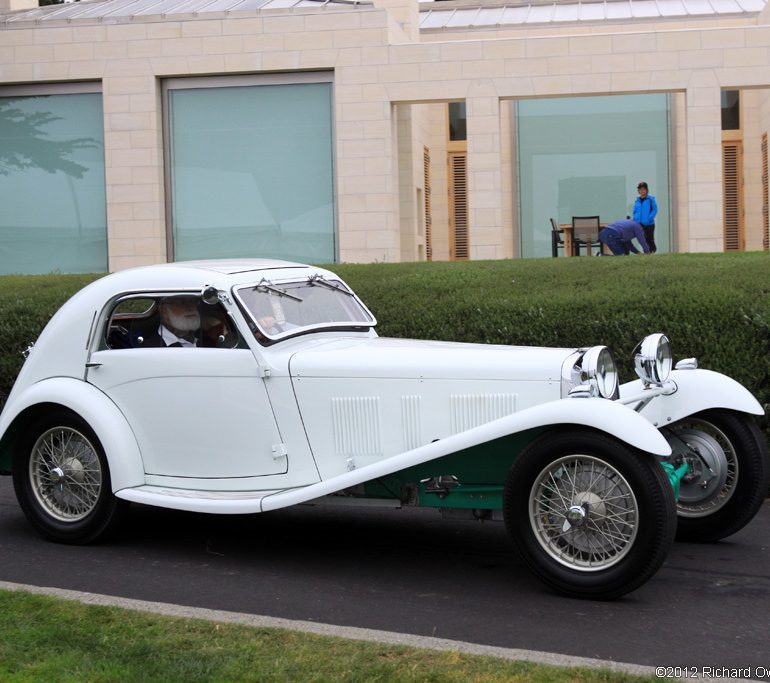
top-left (201, 310), bottom-right (238, 348)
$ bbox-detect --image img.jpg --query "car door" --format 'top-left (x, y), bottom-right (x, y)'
top-left (86, 295), bottom-right (287, 479)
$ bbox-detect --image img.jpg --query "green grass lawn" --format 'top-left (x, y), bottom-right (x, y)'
top-left (0, 589), bottom-right (658, 682)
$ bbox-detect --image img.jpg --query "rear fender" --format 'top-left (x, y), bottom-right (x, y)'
top-left (261, 397), bottom-right (670, 511)
top-left (0, 377), bottom-right (145, 491)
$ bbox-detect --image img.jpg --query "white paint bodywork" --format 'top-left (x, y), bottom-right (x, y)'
top-left (620, 369), bottom-right (764, 425)
top-left (85, 348), bottom-right (286, 479)
top-left (290, 336), bottom-right (572, 480)
top-left (0, 378), bottom-right (146, 491)
top-left (0, 259), bottom-right (763, 515)
top-left (118, 398), bottom-right (673, 514)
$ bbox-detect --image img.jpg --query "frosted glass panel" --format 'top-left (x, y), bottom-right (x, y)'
top-left (168, 81), bottom-right (335, 263)
top-left (518, 94), bottom-right (670, 257)
top-left (0, 92), bottom-right (107, 274)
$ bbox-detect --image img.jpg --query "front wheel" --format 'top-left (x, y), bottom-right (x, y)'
top-left (663, 409), bottom-right (769, 542)
top-left (12, 410), bottom-right (127, 544)
top-left (504, 429), bottom-right (677, 600)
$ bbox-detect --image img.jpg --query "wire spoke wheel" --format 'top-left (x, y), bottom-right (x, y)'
top-left (530, 455), bottom-right (638, 571)
top-left (13, 410), bottom-right (127, 544)
top-left (667, 418), bottom-right (737, 518)
top-left (504, 429), bottom-right (676, 599)
top-left (664, 409), bottom-right (770, 543)
top-left (29, 426), bottom-right (103, 522)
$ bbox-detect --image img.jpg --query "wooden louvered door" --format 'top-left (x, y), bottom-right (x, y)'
top-left (448, 151), bottom-right (469, 260)
top-left (762, 133), bottom-right (769, 251)
top-left (722, 140), bottom-right (744, 251)
top-left (423, 146), bottom-right (433, 261)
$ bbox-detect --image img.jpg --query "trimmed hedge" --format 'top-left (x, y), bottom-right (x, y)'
top-left (0, 254), bottom-right (768, 439)
top-left (0, 273), bottom-right (99, 406)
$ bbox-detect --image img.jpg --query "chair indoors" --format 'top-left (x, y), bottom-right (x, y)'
top-left (571, 215), bottom-right (602, 256)
top-left (549, 218), bottom-right (569, 257)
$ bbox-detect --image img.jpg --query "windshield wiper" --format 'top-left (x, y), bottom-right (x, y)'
top-left (307, 274), bottom-right (354, 296)
top-left (254, 279), bottom-right (303, 302)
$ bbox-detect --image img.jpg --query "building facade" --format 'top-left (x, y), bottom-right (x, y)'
top-left (1, 0), bottom-right (769, 273)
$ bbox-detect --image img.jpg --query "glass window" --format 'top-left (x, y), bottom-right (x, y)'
top-left (104, 294), bottom-right (240, 349)
top-left (234, 276), bottom-right (375, 343)
top-left (721, 90), bottom-right (740, 130)
top-left (517, 94), bottom-right (671, 257)
top-left (448, 101), bottom-right (467, 141)
top-left (165, 76), bottom-right (335, 264)
top-left (0, 88), bottom-right (107, 275)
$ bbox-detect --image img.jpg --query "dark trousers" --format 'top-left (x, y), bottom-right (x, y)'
top-left (599, 228), bottom-right (628, 255)
top-left (643, 225), bottom-right (656, 253)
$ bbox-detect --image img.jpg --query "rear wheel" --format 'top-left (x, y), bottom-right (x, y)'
top-left (504, 429), bottom-right (677, 600)
top-left (664, 410), bottom-right (769, 542)
top-left (12, 410), bottom-right (127, 544)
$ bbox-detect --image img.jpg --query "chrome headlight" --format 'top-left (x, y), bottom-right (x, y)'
top-left (633, 333), bottom-right (672, 387)
top-left (580, 345), bottom-right (619, 399)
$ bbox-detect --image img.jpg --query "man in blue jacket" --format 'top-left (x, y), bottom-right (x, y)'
top-left (633, 181), bottom-right (658, 252)
top-left (599, 219), bottom-right (651, 255)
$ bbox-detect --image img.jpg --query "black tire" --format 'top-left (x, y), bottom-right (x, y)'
top-left (12, 409), bottom-right (128, 544)
top-left (503, 429), bottom-right (677, 600)
top-left (663, 409), bottom-right (770, 543)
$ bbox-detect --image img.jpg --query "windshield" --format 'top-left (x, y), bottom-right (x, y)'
top-left (234, 276), bottom-right (375, 341)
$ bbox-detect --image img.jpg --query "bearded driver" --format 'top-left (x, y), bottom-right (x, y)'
top-left (155, 296), bottom-right (201, 347)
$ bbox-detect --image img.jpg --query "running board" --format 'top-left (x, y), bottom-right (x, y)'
top-left (116, 485), bottom-right (404, 514)
top-left (115, 485), bottom-right (299, 514)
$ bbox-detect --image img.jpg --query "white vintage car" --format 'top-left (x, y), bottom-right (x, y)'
top-left (0, 259), bottom-right (767, 599)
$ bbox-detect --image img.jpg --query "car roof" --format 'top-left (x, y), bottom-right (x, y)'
top-left (9, 258), bottom-right (352, 409)
top-left (68, 259), bottom-right (325, 310)
top-left (97, 259), bottom-right (317, 290)
top-left (170, 258), bottom-right (309, 275)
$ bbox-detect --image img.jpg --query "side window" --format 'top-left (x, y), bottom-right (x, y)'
top-left (199, 301), bottom-right (242, 349)
top-left (104, 295), bottom-right (241, 350)
top-left (104, 297), bottom-right (156, 349)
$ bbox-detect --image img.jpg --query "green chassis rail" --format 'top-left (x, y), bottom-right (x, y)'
top-left (411, 460), bottom-right (689, 511)
top-left (361, 432), bottom-right (691, 511)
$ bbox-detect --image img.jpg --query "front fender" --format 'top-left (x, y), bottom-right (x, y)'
top-left (621, 368), bottom-right (764, 427)
top-left (0, 377), bottom-right (145, 491)
top-left (261, 397), bottom-right (670, 512)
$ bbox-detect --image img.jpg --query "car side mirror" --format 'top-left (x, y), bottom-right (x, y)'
top-left (201, 285), bottom-right (220, 306)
